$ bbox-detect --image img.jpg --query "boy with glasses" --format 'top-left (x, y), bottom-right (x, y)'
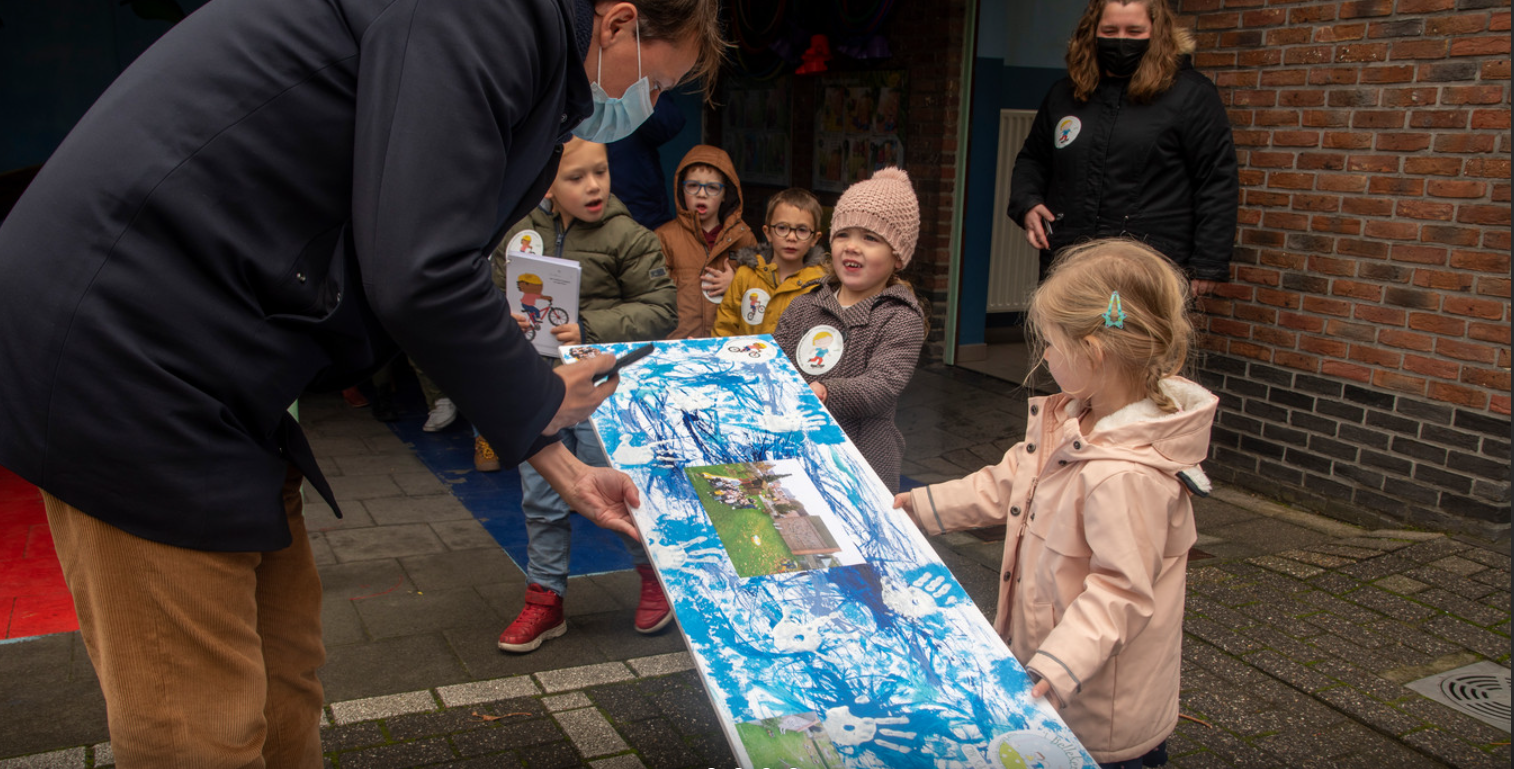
top-left (713, 188), bottom-right (828, 338)
top-left (656, 145), bottom-right (758, 337)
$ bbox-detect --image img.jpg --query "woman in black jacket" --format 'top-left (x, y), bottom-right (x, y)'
top-left (1008, 0), bottom-right (1238, 296)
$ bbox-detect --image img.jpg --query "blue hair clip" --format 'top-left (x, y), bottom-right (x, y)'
top-left (1103, 291), bottom-right (1126, 329)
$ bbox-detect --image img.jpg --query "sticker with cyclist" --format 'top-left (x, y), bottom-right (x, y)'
top-left (717, 337), bottom-right (780, 363)
top-left (796, 325), bottom-right (844, 375)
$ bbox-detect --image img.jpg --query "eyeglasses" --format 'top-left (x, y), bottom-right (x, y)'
top-left (768, 223), bottom-right (816, 241)
top-left (683, 181), bottom-right (725, 197)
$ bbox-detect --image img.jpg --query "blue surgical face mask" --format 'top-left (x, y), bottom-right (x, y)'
top-left (572, 22), bottom-right (654, 144)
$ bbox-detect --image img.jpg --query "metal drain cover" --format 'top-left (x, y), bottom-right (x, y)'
top-left (1406, 661), bottom-right (1511, 732)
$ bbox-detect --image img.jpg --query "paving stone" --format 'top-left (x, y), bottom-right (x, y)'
top-left (399, 548), bottom-right (520, 591)
top-left (543, 692), bottom-right (593, 712)
top-left (1250, 555), bottom-right (1323, 579)
top-left (332, 453), bottom-right (430, 477)
top-left (1457, 548), bottom-right (1511, 571)
top-left (392, 470), bottom-right (451, 497)
top-left (431, 519), bottom-right (508, 551)
top-left (436, 677), bottom-right (539, 708)
top-left (439, 753), bottom-right (525, 769)
top-left (1339, 553), bottom-right (1421, 581)
top-left (90, 744), bottom-right (110, 768)
top-left (1361, 620), bottom-right (1463, 657)
top-left (0, 748), bottom-right (85, 769)
top-left (1345, 587), bottom-right (1436, 622)
top-left (1306, 571), bottom-right (1362, 594)
top-left (1422, 615), bottom-right (1512, 659)
top-left (518, 740), bottom-right (591, 769)
top-left (586, 683), bottom-right (660, 724)
top-left (385, 708), bottom-right (496, 742)
top-left (644, 681), bottom-right (724, 737)
top-left (1278, 549), bottom-right (1356, 568)
top-left (535, 662), bottom-right (635, 694)
top-left (1414, 588), bottom-right (1508, 627)
top-left (1338, 535), bottom-right (1417, 551)
top-left (1297, 591), bottom-right (1385, 623)
top-left (320, 721), bottom-right (387, 752)
top-left (626, 651), bottom-right (695, 677)
top-left (1311, 634), bottom-right (1401, 672)
top-left (1301, 611), bottom-right (1371, 642)
top-left (619, 717), bottom-right (702, 768)
top-left (325, 523), bottom-right (447, 562)
top-left (683, 732), bottom-right (738, 769)
top-left (325, 473), bottom-right (405, 501)
top-left (1233, 602), bottom-right (1321, 638)
top-left (334, 737), bottom-right (454, 769)
top-left (1314, 686), bottom-right (1423, 735)
top-left (1374, 574), bottom-right (1430, 595)
top-left (1310, 658), bottom-right (1409, 701)
top-left (1325, 727), bottom-right (1450, 769)
top-left (1399, 694), bottom-right (1514, 745)
top-left (1186, 565), bottom-right (1234, 585)
top-left (1245, 650), bottom-right (1335, 692)
top-left (1244, 625), bottom-right (1326, 662)
top-left (1185, 616), bottom-right (1264, 654)
top-left (330, 690), bottom-right (437, 726)
top-left (352, 587), bottom-right (499, 639)
top-left (1401, 727), bottom-right (1506, 769)
top-left (453, 716), bottom-right (564, 755)
top-left (1397, 538), bottom-right (1471, 564)
top-left (1428, 555), bottom-right (1489, 577)
top-left (363, 494), bottom-right (473, 525)
top-left (1304, 544), bottom-right (1385, 560)
top-left (321, 634), bottom-right (470, 702)
top-left (589, 756), bottom-right (647, 769)
top-left (553, 708), bottom-right (627, 758)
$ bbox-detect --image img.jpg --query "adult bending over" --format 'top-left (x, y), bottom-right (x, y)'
top-left (0, 1), bottom-right (722, 766)
top-left (1007, 0), bottom-right (1238, 296)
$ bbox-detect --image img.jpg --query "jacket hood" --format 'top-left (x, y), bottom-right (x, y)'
top-left (732, 242), bottom-right (827, 271)
top-left (672, 145), bottom-right (746, 226)
top-left (1041, 376), bottom-right (1217, 486)
top-left (531, 193), bottom-right (633, 232)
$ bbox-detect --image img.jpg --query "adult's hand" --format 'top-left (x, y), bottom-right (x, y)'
top-left (526, 442), bottom-right (641, 539)
top-left (1190, 278), bottom-right (1219, 297)
top-left (545, 353), bottom-right (618, 435)
top-left (1023, 204), bottom-right (1055, 251)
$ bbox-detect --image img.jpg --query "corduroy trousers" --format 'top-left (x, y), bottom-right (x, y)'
top-left (42, 465), bottom-right (324, 769)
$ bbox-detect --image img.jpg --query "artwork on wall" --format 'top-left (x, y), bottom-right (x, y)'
top-left (722, 77), bottom-right (793, 187)
top-left (567, 336), bottom-right (1097, 769)
top-left (813, 71), bottom-right (906, 193)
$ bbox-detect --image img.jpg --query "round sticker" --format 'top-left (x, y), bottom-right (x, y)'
top-left (741, 288), bottom-right (771, 326)
top-left (507, 229), bottom-right (543, 256)
top-left (796, 325), bottom-right (844, 375)
top-left (1054, 116), bottom-right (1081, 149)
top-left (717, 338), bottom-right (779, 363)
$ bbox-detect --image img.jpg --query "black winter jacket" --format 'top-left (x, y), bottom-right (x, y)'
top-left (1007, 61), bottom-right (1239, 281)
top-left (0, 0), bottom-right (592, 550)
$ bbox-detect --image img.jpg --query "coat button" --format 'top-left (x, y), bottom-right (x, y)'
top-left (1030, 405), bottom-right (1039, 416)
top-left (1058, 460), bottom-right (1067, 466)
top-left (296, 272), bottom-right (306, 283)
top-left (1002, 571), bottom-right (1012, 582)
top-left (1026, 444), bottom-right (1036, 453)
top-left (1073, 440), bottom-right (1082, 450)
top-left (561, 113), bottom-right (568, 123)
top-left (1010, 506), bottom-right (1021, 517)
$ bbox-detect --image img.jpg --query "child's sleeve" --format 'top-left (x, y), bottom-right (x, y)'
top-left (711, 268), bottom-right (751, 338)
top-left (580, 225), bottom-right (677, 343)
top-left (904, 445), bottom-right (1021, 536)
top-left (818, 308), bottom-right (924, 423)
top-left (1026, 471), bottom-right (1188, 706)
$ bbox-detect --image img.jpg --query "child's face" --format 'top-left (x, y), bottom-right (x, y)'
top-left (682, 165), bottom-right (727, 229)
top-left (517, 280), bottom-right (538, 294)
top-left (830, 226), bottom-right (901, 301)
top-left (763, 203), bottom-right (820, 266)
top-left (548, 141), bottom-right (610, 225)
top-left (1042, 327), bottom-right (1097, 400)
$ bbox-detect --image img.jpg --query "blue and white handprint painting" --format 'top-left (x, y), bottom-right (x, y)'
top-left (573, 336), bottom-right (1097, 769)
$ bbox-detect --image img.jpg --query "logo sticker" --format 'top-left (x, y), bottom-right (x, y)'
top-left (718, 338), bottom-right (779, 363)
top-left (1054, 116), bottom-right (1081, 149)
top-left (742, 288), bottom-right (771, 325)
top-left (508, 229), bottom-right (542, 256)
top-left (797, 325), bottom-right (844, 375)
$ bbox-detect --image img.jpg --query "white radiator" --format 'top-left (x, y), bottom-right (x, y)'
top-left (987, 109), bottom-right (1041, 313)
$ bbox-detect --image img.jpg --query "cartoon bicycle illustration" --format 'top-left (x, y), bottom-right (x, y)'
top-left (516, 273), bottom-right (571, 341)
top-left (726, 341), bottom-right (771, 358)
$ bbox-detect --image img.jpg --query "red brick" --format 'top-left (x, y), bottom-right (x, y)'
top-left (1309, 66), bottom-right (1360, 85)
top-left (1356, 305), bottom-right (1408, 325)
top-left (1458, 205), bottom-right (1512, 226)
top-left (1340, 0), bottom-right (1394, 19)
top-left (1412, 268), bottom-right (1475, 291)
top-left (1335, 42), bottom-right (1388, 62)
top-left (1492, 394), bottom-right (1511, 416)
top-left (1296, 152), bottom-right (1346, 171)
top-left (1368, 176), bottom-right (1424, 196)
top-left (1364, 220), bottom-right (1420, 240)
top-left (1268, 172), bottom-right (1316, 190)
top-left (1216, 71), bottom-right (1259, 90)
top-left (1358, 261), bottom-right (1411, 282)
top-left (1450, 250), bottom-right (1512, 273)
top-left (1221, 29), bottom-right (1269, 48)
top-left (1310, 216), bottom-right (1361, 235)
top-left (1428, 382), bottom-right (1489, 408)
top-left (1349, 343), bottom-right (1402, 367)
top-left (1409, 312), bottom-right (1468, 336)
top-left (1380, 329), bottom-right (1435, 351)
top-left (1468, 321), bottom-right (1511, 344)
top-left (1260, 70), bottom-right (1309, 87)
top-left (1444, 296), bottom-right (1507, 320)
top-left (1268, 27), bottom-right (1312, 46)
top-left (1477, 276), bottom-right (1511, 298)
top-left (1195, 51), bottom-right (1237, 69)
top-left (1290, 4), bottom-right (1338, 24)
top-left (1196, 333), bottom-right (1227, 353)
top-left (1232, 129), bottom-right (1272, 147)
top-left (1329, 89), bottom-right (1381, 108)
top-left (1462, 366), bottom-right (1512, 392)
top-left (1349, 155), bottom-right (1401, 173)
top-left (1391, 39), bottom-right (1450, 59)
top-left (1390, 243), bottom-right (1451, 264)
top-left (1438, 338), bottom-right (1499, 364)
top-left (1285, 46), bottom-right (1334, 65)
top-left (1279, 90), bottom-right (1327, 107)
top-left (1229, 340), bottom-right (1273, 362)
top-left (1395, 199), bottom-right (1456, 221)
top-left (1358, 65), bottom-right (1417, 83)
top-left (1318, 22), bottom-right (1368, 43)
top-left (1256, 288), bottom-right (1301, 309)
top-left (1322, 131), bottom-right (1373, 149)
top-left (1274, 351), bottom-right (1321, 372)
top-left (1316, 174), bottom-right (1368, 192)
top-left (1450, 36), bottom-right (1512, 58)
top-left (1240, 49), bottom-right (1284, 67)
top-left (1427, 180), bottom-right (1488, 199)
top-left (1369, 18), bottom-right (1425, 38)
top-left (1341, 198), bottom-right (1395, 217)
top-left (1426, 14), bottom-right (1490, 36)
top-left (1233, 90), bottom-right (1279, 107)
top-left (1304, 334), bottom-right (1352, 356)
top-left (1351, 111), bottom-right (1406, 129)
top-left (1245, 190), bottom-right (1292, 207)
top-left (1295, 194), bottom-right (1343, 212)
top-left (1208, 318), bottom-right (1252, 338)
top-left (1236, 303), bottom-right (1280, 324)
top-left (1254, 326), bottom-right (1298, 348)
top-left (1471, 109), bottom-right (1511, 130)
top-left (1333, 280), bottom-right (1385, 301)
top-left (1403, 156), bottom-right (1464, 176)
top-left (1197, 11), bottom-right (1241, 29)
top-left (1382, 88), bottom-right (1440, 109)
top-left (1235, 265), bottom-right (1282, 286)
top-left (1279, 311), bottom-right (1327, 333)
top-left (1481, 60), bottom-right (1511, 80)
top-left (1484, 230), bottom-right (1511, 251)
top-left (1249, 151), bottom-right (1296, 168)
top-left (1302, 295), bottom-right (1353, 316)
top-left (1421, 225), bottom-right (1482, 247)
top-left (1409, 110), bottom-right (1471, 129)
top-left (1401, 355), bottom-right (1458, 381)
top-left (1238, 169), bottom-right (1267, 186)
top-left (1492, 183), bottom-right (1510, 203)
top-left (1493, 10), bottom-right (1511, 32)
top-left (1376, 133), bottom-right (1433, 151)
top-left (1434, 134), bottom-right (1497, 153)
top-left (1396, 0), bottom-right (1455, 12)
top-left (1322, 359), bottom-right (1373, 382)
top-left (1443, 85), bottom-right (1508, 105)
top-left (1243, 229), bottom-right (1288, 247)
top-left (1417, 61), bottom-right (1482, 82)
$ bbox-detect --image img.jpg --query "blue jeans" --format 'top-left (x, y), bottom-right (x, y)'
top-left (518, 419), bottom-right (647, 595)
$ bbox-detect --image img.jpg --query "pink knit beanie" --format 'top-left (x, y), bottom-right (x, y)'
top-left (829, 167), bottom-right (921, 266)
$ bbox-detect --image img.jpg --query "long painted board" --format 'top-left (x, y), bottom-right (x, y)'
top-left (573, 336), bottom-right (1097, 769)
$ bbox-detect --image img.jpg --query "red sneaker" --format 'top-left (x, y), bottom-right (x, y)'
top-left (497, 584), bottom-right (566, 652)
top-left (634, 564), bottom-right (673, 634)
top-left (341, 387), bottom-right (369, 408)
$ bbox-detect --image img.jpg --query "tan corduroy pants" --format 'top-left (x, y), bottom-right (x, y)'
top-left (42, 466), bottom-right (324, 769)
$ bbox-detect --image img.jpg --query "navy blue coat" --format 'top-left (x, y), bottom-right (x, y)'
top-left (0, 0), bottom-right (592, 550)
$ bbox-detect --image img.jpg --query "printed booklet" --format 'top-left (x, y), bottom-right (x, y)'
top-left (501, 229), bottom-right (580, 358)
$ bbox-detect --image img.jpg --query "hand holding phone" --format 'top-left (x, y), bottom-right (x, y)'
top-left (593, 343), bottom-right (656, 385)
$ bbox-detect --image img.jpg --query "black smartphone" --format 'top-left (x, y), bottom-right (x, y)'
top-left (593, 343), bottom-right (656, 385)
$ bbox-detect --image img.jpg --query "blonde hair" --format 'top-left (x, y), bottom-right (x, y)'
top-left (1027, 238), bottom-right (1193, 412)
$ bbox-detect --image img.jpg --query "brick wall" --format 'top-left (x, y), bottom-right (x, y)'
top-left (1178, 0), bottom-right (1511, 537)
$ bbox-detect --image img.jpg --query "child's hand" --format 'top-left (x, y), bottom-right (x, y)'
top-left (700, 261), bottom-right (734, 298)
top-left (552, 323), bottom-right (581, 344)
top-left (892, 493), bottom-right (914, 516)
top-left (809, 381), bottom-right (828, 402)
top-left (1031, 679), bottom-right (1051, 700)
top-left (511, 312), bottom-right (533, 334)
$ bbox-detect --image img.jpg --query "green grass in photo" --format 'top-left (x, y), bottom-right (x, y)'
top-left (686, 464), bottom-right (804, 578)
top-left (736, 717), bottom-right (844, 769)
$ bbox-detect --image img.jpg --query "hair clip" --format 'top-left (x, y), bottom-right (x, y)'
top-left (1103, 291), bottom-right (1126, 329)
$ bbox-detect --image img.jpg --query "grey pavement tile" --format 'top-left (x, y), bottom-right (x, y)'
top-left (400, 548), bottom-right (519, 591)
top-left (309, 532), bottom-right (337, 566)
top-left (1401, 727), bottom-right (1507, 769)
top-left (1310, 658), bottom-right (1410, 701)
top-left (1398, 538), bottom-right (1473, 564)
top-left (330, 690), bottom-right (437, 725)
top-left (589, 755), bottom-right (647, 769)
top-left (571, 612), bottom-right (689, 662)
top-left (319, 721), bottom-right (386, 753)
top-left (543, 692), bottom-right (593, 711)
top-left (1187, 596), bottom-right (1260, 630)
top-left (321, 593), bottom-right (369, 646)
top-left (383, 708), bottom-right (497, 742)
top-left (1362, 619), bottom-right (1464, 658)
top-left (578, 571), bottom-right (642, 613)
top-left (1301, 611), bottom-right (1374, 643)
top-left (1375, 574), bottom-right (1431, 595)
top-left (1183, 641), bottom-right (1272, 686)
top-left (308, 435), bottom-right (379, 458)
top-left (1204, 518), bottom-right (1336, 558)
top-left (0, 747), bottom-right (85, 769)
top-left (1324, 727), bottom-right (1452, 769)
top-left (305, 497), bottom-right (377, 531)
top-left (1305, 571), bottom-right (1362, 595)
top-left (684, 732), bottom-right (737, 769)
top-left (1251, 722), bottom-right (1373, 766)
top-left (1297, 589), bottom-right (1386, 623)
top-left (1172, 721), bottom-right (1284, 769)
top-left (536, 661), bottom-right (635, 694)
top-left (1245, 650), bottom-right (1335, 692)
top-left (1187, 565), bottom-right (1235, 585)
top-left (1407, 564), bottom-right (1501, 600)
top-left (1277, 549), bottom-right (1356, 568)
top-left (90, 744), bottom-right (110, 768)
top-left (586, 682), bottom-right (660, 724)
top-left (1422, 615), bottom-right (1513, 660)
top-left (1304, 543), bottom-right (1385, 560)
top-left (333, 737), bottom-right (455, 769)
top-left (436, 677), bottom-right (539, 708)
top-left (321, 633), bottom-right (470, 702)
top-left (1314, 686), bottom-right (1423, 736)
top-left (1244, 626), bottom-right (1326, 663)
top-left (325, 523), bottom-right (447, 562)
top-left (1233, 602), bottom-right (1322, 638)
top-left (442, 623), bottom-right (611, 681)
top-left (1429, 555), bottom-right (1490, 577)
top-left (0, 677), bottom-right (108, 760)
top-left (1413, 588), bottom-right (1508, 627)
top-left (552, 708), bottom-right (627, 758)
top-left (1457, 547), bottom-right (1512, 571)
top-left (1250, 555), bottom-right (1323, 579)
top-left (1338, 535), bottom-right (1418, 551)
top-left (627, 651), bottom-right (695, 677)
top-left (517, 740), bottom-right (587, 769)
top-left (619, 717), bottom-right (702, 768)
top-left (363, 494), bottom-right (474, 525)
top-left (643, 681), bottom-right (723, 737)
top-left (1339, 553), bottom-right (1422, 581)
top-left (326, 473), bottom-right (405, 501)
top-left (432, 519), bottom-right (509, 552)
top-left (332, 453), bottom-right (430, 477)
top-left (1185, 616), bottom-right (1265, 655)
top-left (1311, 633), bottom-right (1401, 672)
top-left (319, 559), bottom-right (414, 601)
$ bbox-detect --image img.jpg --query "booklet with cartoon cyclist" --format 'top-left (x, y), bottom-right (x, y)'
top-left (501, 229), bottom-right (581, 358)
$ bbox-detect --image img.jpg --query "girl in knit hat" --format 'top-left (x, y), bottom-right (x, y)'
top-left (773, 167), bottom-right (926, 493)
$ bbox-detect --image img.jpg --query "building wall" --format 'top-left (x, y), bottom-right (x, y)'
top-left (1178, 0), bottom-right (1511, 537)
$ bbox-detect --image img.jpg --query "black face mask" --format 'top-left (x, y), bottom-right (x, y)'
top-left (1096, 37), bottom-right (1149, 78)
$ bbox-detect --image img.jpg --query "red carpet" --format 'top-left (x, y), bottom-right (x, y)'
top-left (0, 467), bottom-right (77, 639)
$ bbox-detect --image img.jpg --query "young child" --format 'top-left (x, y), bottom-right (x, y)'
top-left (713, 188), bottom-right (828, 338)
top-left (894, 238), bottom-right (1217, 769)
top-left (490, 137), bottom-right (678, 652)
top-left (656, 145), bottom-right (758, 338)
top-left (773, 168), bottom-right (925, 493)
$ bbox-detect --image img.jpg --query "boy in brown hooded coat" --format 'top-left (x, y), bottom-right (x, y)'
top-left (655, 145), bottom-right (758, 338)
